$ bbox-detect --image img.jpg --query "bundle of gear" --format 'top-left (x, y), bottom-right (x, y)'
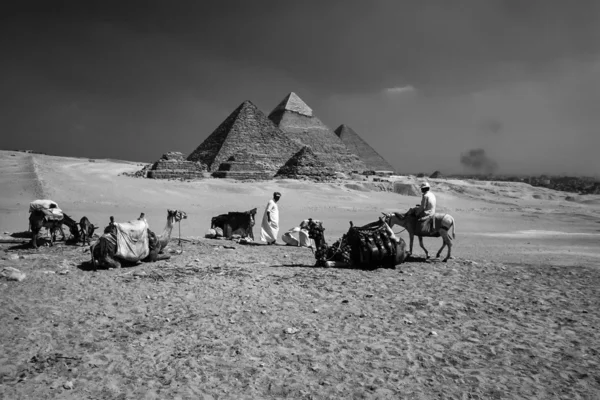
top-left (308, 218), bottom-right (406, 269)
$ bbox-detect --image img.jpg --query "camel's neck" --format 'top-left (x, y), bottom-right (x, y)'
top-left (159, 217), bottom-right (175, 243)
top-left (315, 235), bottom-right (327, 249)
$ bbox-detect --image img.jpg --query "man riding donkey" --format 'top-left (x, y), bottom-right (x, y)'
top-left (383, 181), bottom-right (456, 262)
top-left (417, 182), bottom-right (436, 235)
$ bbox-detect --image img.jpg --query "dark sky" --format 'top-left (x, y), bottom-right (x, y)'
top-left (2, 0), bottom-right (599, 175)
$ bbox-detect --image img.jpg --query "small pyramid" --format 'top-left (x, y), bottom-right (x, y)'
top-left (187, 100), bottom-right (301, 172)
top-left (334, 124), bottom-right (395, 172)
top-left (268, 92), bottom-right (366, 172)
top-left (276, 146), bottom-right (335, 180)
top-left (429, 170), bottom-right (443, 179)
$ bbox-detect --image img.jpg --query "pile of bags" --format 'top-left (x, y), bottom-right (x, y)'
top-left (29, 199), bottom-right (64, 221)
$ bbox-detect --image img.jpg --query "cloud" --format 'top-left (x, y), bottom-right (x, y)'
top-left (383, 85), bottom-right (416, 95)
top-left (460, 148), bottom-right (499, 174)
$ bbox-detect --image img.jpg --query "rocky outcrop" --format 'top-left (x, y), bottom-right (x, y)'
top-left (276, 146), bottom-right (336, 181)
top-left (147, 152), bottom-right (207, 180)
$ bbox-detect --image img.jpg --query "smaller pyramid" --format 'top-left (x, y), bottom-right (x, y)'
top-left (276, 146), bottom-right (335, 181)
top-left (187, 100), bottom-right (301, 172)
top-left (147, 151), bottom-right (206, 180)
top-left (334, 124), bottom-right (395, 172)
top-left (429, 170), bottom-right (443, 179)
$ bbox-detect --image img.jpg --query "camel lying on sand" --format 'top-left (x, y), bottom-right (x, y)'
top-left (305, 218), bottom-right (406, 269)
top-left (383, 208), bottom-right (456, 262)
top-left (91, 209), bottom-right (187, 269)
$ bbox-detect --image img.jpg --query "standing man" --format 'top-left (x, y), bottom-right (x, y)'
top-left (261, 192), bottom-right (281, 245)
top-left (417, 182), bottom-right (436, 234)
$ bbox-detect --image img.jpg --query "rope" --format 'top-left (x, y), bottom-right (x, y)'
top-left (393, 228), bottom-right (406, 235)
top-left (325, 238), bottom-right (344, 261)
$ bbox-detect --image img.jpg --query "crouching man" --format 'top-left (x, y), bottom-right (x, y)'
top-left (282, 220), bottom-right (314, 248)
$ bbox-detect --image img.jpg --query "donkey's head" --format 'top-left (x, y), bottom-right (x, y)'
top-left (382, 212), bottom-right (409, 228)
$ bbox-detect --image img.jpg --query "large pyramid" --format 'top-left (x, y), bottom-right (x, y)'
top-left (268, 92), bottom-right (366, 172)
top-left (187, 100), bottom-right (301, 173)
top-left (334, 124), bottom-right (395, 172)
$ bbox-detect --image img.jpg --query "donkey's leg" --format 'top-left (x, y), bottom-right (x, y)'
top-left (408, 234), bottom-right (414, 255)
top-left (49, 227), bottom-right (56, 247)
top-left (440, 231), bottom-right (453, 262)
top-left (31, 228), bottom-right (39, 249)
top-left (435, 239), bottom-right (446, 259)
top-left (418, 236), bottom-right (429, 258)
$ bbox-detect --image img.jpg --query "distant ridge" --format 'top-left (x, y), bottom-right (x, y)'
top-left (268, 92), bottom-right (365, 172)
top-left (187, 100), bottom-right (301, 172)
top-left (334, 124), bottom-right (395, 172)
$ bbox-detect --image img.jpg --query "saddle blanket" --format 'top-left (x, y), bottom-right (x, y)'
top-left (114, 220), bottom-right (150, 262)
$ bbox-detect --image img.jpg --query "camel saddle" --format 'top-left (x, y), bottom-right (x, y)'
top-left (29, 199), bottom-right (64, 221)
top-left (346, 220), bottom-right (399, 267)
top-left (414, 216), bottom-right (440, 237)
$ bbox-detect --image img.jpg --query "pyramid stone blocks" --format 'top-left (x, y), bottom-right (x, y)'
top-left (187, 101), bottom-right (301, 174)
top-left (276, 146), bottom-right (335, 181)
top-left (268, 93), bottom-right (366, 173)
top-left (212, 152), bottom-right (274, 180)
top-left (334, 125), bottom-right (395, 172)
top-left (147, 152), bottom-right (207, 180)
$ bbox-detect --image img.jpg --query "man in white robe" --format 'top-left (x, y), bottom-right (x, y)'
top-left (260, 192), bottom-right (281, 244)
top-left (417, 182), bottom-right (437, 234)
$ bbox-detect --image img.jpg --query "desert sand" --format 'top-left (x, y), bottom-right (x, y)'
top-left (1, 149), bottom-right (600, 399)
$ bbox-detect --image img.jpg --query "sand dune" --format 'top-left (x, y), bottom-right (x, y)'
top-left (1, 150), bottom-right (600, 399)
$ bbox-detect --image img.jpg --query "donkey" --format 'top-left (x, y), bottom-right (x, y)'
top-left (79, 216), bottom-right (97, 246)
top-left (383, 208), bottom-right (456, 262)
top-left (29, 211), bottom-right (80, 249)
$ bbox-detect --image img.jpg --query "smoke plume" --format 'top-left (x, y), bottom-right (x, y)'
top-left (460, 148), bottom-right (498, 174)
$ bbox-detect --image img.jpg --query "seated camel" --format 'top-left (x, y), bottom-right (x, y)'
top-left (383, 208), bottom-right (456, 262)
top-left (305, 218), bottom-right (406, 269)
top-left (91, 210), bottom-right (187, 268)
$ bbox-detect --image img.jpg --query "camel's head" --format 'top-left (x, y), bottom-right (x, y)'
top-left (305, 218), bottom-right (324, 240)
top-left (382, 212), bottom-right (407, 227)
top-left (167, 209), bottom-right (187, 222)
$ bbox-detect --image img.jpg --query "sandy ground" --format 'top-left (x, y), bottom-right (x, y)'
top-left (1, 150), bottom-right (600, 399)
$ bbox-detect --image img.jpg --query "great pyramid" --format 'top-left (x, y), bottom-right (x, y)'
top-left (187, 100), bottom-right (301, 173)
top-left (268, 92), bottom-right (366, 172)
top-left (276, 146), bottom-right (335, 180)
top-left (334, 124), bottom-right (395, 172)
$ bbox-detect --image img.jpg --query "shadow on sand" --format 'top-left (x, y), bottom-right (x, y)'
top-left (269, 263), bottom-right (399, 271)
